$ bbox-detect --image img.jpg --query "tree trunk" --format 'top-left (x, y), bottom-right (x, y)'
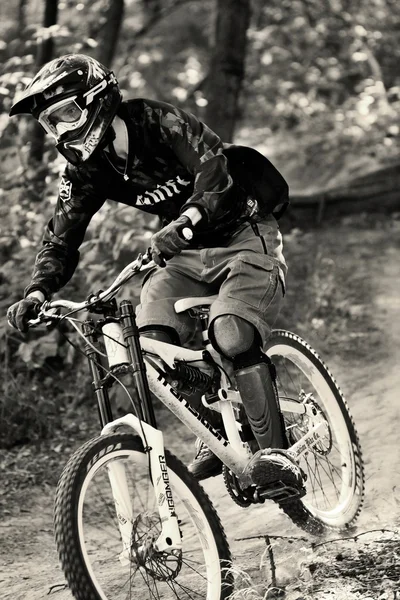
top-left (95, 0), bottom-right (125, 67)
top-left (142, 0), bottom-right (161, 20)
top-left (17, 0), bottom-right (28, 32)
top-left (204, 0), bottom-right (251, 142)
top-left (28, 0), bottom-right (59, 167)
top-left (36, 0), bottom-right (58, 65)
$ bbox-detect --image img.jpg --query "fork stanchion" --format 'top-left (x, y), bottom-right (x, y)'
top-left (82, 320), bottom-right (114, 427)
top-left (120, 300), bottom-right (157, 428)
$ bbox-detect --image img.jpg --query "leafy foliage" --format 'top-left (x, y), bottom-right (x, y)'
top-left (0, 0), bottom-right (399, 448)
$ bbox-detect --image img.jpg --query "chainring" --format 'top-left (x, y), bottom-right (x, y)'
top-left (222, 465), bottom-right (254, 507)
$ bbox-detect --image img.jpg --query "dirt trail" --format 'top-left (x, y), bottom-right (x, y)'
top-left (348, 242), bottom-right (400, 526)
top-left (0, 225), bottom-right (399, 600)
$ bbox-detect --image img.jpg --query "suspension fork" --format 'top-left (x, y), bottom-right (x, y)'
top-left (82, 320), bottom-right (113, 427)
top-left (119, 300), bottom-right (157, 428)
top-left (82, 320), bottom-right (134, 560)
top-left (104, 300), bottom-right (181, 555)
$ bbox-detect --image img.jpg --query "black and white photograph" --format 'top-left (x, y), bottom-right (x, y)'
top-left (0, 1), bottom-right (399, 599)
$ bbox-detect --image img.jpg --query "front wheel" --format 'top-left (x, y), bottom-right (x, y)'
top-left (266, 330), bottom-right (365, 534)
top-left (54, 433), bottom-right (233, 599)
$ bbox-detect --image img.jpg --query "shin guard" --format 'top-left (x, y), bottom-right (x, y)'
top-left (234, 360), bottom-right (288, 449)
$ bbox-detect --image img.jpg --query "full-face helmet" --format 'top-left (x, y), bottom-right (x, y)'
top-left (9, 54), bottom-right (121, 165)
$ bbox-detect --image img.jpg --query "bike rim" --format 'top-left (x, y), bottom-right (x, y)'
top-left (268, 343), bottom-right (357, 526)
top-left (77, 449), bottom-right (223, 599)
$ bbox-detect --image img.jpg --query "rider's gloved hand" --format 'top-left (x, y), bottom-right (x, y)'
top-left (150, 215), bottom-right (192, 267)
top-left (7, 296), bottom-right (43, 333)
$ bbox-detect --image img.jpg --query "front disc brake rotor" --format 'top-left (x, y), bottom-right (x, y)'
top-left (131, 513), bottom-right (183, 581)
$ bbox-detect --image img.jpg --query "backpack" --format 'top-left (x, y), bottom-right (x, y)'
top-left (223, 144), bottom-right (289, 220)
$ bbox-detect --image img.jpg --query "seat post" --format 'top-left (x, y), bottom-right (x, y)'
top-left (199, 312), bottom-right (210, 347)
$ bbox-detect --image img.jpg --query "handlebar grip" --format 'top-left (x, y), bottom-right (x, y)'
top-left (31, 300), bottom-right (43, 317)
top-left (21, 298), bottom-right (44, 328)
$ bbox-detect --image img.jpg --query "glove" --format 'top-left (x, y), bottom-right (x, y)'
top-left (150, 215), bottom-right (192, 267)
top-left (7, 297), bottom-right (42, 333)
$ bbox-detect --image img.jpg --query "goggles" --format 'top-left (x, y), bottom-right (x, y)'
top-left (38, 95), bottom-right (88, 139)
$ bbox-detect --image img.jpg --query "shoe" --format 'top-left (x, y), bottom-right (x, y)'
top-left (188, 438), bottom-right (223, 480)
top-left (244, 449), bottom-right (306, 499)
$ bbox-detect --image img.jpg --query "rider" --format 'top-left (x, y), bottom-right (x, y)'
top-left (7, 54), bottom-right (303, 492)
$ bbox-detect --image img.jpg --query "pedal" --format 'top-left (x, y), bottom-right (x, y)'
top-left (257, 480), bottom-right (306, 503)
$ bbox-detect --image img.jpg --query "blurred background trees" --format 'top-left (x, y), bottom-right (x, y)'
top-left (0, 0), bottom-right (399, 448)
top-left (1, 0), bottom-right (399, 172)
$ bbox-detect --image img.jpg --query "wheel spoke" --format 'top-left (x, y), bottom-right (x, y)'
top-left (55, 435), bottom-right (230, 599)
top-left (305, 453), bottom-right (334, 509)
top-left (266, 330), bottom-right (364, 529)
top-left (166, 577), bottom-right (205, 599)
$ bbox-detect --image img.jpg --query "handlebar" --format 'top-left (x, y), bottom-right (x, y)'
top-left (28, 249), bottom-right (155, 327)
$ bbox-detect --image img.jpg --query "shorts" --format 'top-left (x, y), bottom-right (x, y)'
top-left (135, 219), bottom-right (287, 348)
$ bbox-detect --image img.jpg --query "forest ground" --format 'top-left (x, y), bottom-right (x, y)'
top-left (0, 215), bottom-right (399, 600)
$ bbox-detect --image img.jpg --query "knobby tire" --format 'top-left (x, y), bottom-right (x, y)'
top-left (265, 330), bottom-right (365, 535)
top-left (54, 432), bottom-right (233, 600)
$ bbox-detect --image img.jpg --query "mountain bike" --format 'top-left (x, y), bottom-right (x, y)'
top-left (28, 249), bottom-right (365, 600)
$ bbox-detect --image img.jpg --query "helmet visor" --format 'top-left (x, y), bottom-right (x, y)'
top-left (38, 96), bottom-right (88, 139)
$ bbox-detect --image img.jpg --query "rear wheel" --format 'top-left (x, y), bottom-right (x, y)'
top-left (54, 433), bottom-right (233, 599)
top-left (266, 330), bottom-right (365, 534)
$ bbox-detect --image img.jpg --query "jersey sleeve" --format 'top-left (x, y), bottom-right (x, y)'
top-left (144, 101), bottom-right (233, 223)
top-left (24, 164), bottom-right (107, 299)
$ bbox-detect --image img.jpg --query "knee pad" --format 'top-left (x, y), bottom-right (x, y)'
top-left (210, 315), bottom-right (261, 361)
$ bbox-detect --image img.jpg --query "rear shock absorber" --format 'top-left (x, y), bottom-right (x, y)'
top-left (169, 362), bottom-right (215, 394)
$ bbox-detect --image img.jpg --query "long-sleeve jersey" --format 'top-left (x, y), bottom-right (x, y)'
top-left (24, 98), bottom-right (288, 299)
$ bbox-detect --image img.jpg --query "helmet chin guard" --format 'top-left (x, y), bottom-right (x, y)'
top-left (10, 54), bottom-right (122, 164)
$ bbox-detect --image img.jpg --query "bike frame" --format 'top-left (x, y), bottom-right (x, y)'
top-left (29, 251), bottom-right (362, 566)
top-left (85, 297), bottom-right (327, 557)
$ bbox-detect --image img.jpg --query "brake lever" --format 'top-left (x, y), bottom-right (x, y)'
top-left (27, 306), bottom-right (62, 328)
